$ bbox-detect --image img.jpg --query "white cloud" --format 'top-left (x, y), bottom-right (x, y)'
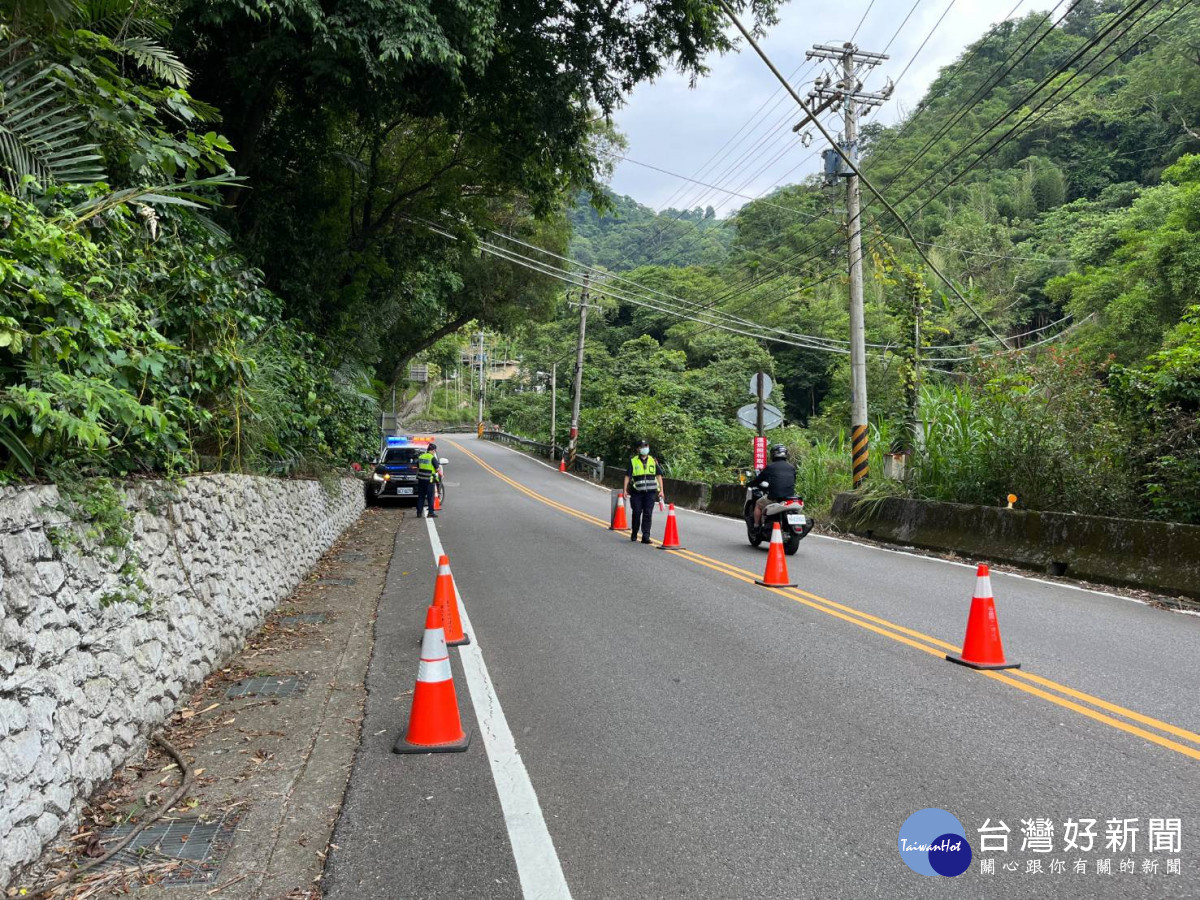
top-left (606, 0), bottom-right (1036, 213)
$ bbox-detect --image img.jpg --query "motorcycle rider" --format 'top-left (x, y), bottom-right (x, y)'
top-left (753, 444), bottom-right (797, 529)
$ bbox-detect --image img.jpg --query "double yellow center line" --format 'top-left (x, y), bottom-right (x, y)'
top-left (452, 440), bottom-right (1200, 762)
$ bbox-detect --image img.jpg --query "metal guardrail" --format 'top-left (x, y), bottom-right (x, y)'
top-left (481, 428), bottom-right (604, 481)
top-left (393, 423), bottom-right (478, 434)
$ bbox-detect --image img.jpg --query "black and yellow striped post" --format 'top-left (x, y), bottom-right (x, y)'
top-left (851, 424), bottom-right (869, 487)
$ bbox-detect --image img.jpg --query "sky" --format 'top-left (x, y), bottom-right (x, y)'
top-left (607, 0), bottom-right (1038, 215)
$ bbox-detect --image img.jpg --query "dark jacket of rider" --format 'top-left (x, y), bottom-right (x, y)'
top-left (753, 460), bottom-right (798, 501)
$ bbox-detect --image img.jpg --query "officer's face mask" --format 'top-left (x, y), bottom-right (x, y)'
top-left (639, 447), bottom-right (650, 457)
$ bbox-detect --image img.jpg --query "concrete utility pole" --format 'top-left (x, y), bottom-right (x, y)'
top-left (807, 41), bottom-right (891, 488)
top-left (756, 372), bottom-right (765, 437)
top-left (567, 273), bottom-right (592, 470)
top-left (550, 361), bottom-right (557, 457)
top-left (477, 331), bottom-right (486, 426)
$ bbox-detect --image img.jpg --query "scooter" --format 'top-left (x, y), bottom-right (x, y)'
top-left (743, 480), bottom-right (813, 555)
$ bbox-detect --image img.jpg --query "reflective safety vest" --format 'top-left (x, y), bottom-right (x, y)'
top-left (629, 456), bottom-right (658, 492)
top-left (417, 450), bottom-right (438, 482)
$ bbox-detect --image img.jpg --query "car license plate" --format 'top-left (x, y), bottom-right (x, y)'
top-left (396, 487), bottom-right (414, 496)
top-left (786, 514), bottom-right (806, 526)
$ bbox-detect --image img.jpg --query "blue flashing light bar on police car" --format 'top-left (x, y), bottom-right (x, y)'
top-left (385, 435), bottom-right (436, 447)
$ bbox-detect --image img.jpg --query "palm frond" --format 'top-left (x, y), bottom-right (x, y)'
top-left (2, 0), bottom-right (83, 26)
top-left (80, 0), bottom-right (168, 38)
top-left (0, 58), bottom-right (105, 193)
top-left (191, 212), bottom-right (229, 240)
top-left (68, 174), bottom-right (244, 225)
top-left (114, 36), bottom-right (190, 87)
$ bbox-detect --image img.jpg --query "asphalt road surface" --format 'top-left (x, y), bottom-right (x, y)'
top-left (325, 436), bottom-right (1200, 899)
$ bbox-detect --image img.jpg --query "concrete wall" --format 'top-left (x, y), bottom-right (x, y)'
top-left (0, 475), bottom-right (364, 886)
top-left (830, 494), bottom-right (1200, 598)
top-left (596, 465), bottom-right (746, 518)
top-left (662, 478), bottom-right (708, 509)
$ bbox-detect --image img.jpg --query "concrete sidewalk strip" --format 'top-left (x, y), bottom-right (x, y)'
top-left (22, 506), bottom-right (401, 899)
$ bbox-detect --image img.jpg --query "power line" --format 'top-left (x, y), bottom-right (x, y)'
top-left (702, 0), bottom-right (1167, 327)
top-left (485, 227), bottom-right (865, 349)
top-left (882, 0), bottom-right (926, 56)
top-left (639, 2), bottom-right (1066, 346)
top-left (851, 0), bottom-right (877, 42)
top-left (871, 0), bottom-right (1078, 195)
top-left (887, 0), bottom-right (1163, 220)
top-left (598, 67), bottom-right (824, 279)
top-left (891, 0), bottom-right (959, 89)
top-left (580, 0), bottom-right (1161, 369)
top-left (414, 219), bottom-right (1086, 375)
top-left (721, 2), bottom-right (1012, 346)
top-left (607, 151), bottom-right (1074, 263)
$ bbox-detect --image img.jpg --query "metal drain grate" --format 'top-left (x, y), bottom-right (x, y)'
top-left (278, 613), bottom-right (328, 626)
top-left (314, 577), bottom-right (355, 586)
top-left (97, 814), bottom-right (239, 885)
top-left (225, 674), bottom-right (311, 700)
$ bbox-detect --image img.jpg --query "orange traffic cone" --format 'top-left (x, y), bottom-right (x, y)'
top-left (612, 492), bottom-right (628, 531)
top-left (946, 564), bottom-right (1020, 670)
top-left (658, 504), bottom-right (684, 550)
top-left (433, 490), bottom-right (442, 511)
top-left (394, 605), bottom-right (471, 753)
top-left (756, 523), bottom-right (797, 587)
top-left (559, 456), bottom-right (567, 473)
top-left (433, 554), bottom-right (470, 646)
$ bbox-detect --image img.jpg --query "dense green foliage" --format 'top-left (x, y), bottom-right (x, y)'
top-left (172, 0), bottom-right (778, 381)
top-left (486, 2), bottom-right (1200, 523)
top-left (0, 14), bottom-right (378, 479)
top-left (0, 0), bottom-right (780, 481)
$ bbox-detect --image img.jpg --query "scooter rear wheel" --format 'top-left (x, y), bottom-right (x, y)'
top-left (747, 522), bottom-right (762, 548)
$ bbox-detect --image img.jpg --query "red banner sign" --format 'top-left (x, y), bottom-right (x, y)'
top-left (753, 436), bottom-right (768, 471)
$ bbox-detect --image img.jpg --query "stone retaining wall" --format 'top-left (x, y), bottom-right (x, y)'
top-left (0, 475), bottom-right (364, 886)
top-left (830, 494), bottom-right (1200, 598)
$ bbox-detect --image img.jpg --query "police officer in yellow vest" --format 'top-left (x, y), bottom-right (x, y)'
top-left (623, 439), bottom-right (664, 544)
top-left (416, 442), bottom-right (442, 518)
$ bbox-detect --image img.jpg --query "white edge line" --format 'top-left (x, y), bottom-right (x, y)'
top-left (471, 439), bottom-right (1192, 614)
top-left (424, 517), bottom-right (573, 900)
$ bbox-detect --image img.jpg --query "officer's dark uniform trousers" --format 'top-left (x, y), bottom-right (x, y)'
top-left (416, 478), bottom-right (435, 516)
top-left (416, 450), bottom-right (438, 516)
top-left (629, 489), bottom-right (656, 540)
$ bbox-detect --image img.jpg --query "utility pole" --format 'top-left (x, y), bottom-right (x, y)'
top-left (756, 372), bottom-right (765, 437)
top-left (477, 331), bottom-right (486, 427)
top-left (550, 361), bottom-right (557, 457)
top-left (807, 41), bottom-right (891, 488)
top-left (909, 290), bottom-right (923, 454)
top-left (567, 273), bottom-right (592, 470)
top-left (568, 274), bottom-right (592, 472)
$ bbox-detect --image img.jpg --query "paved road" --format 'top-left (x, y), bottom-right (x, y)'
top-left (326, 437), bottom-right (1200, 899)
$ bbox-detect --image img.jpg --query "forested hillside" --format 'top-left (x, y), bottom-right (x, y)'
top-left (570, 192), bottom-right (732, 269)
top-left (489, 1), bottom-right (1200, 523)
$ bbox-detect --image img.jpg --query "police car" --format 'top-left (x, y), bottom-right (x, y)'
top-left (365, 435), bottom-right (437, 505)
